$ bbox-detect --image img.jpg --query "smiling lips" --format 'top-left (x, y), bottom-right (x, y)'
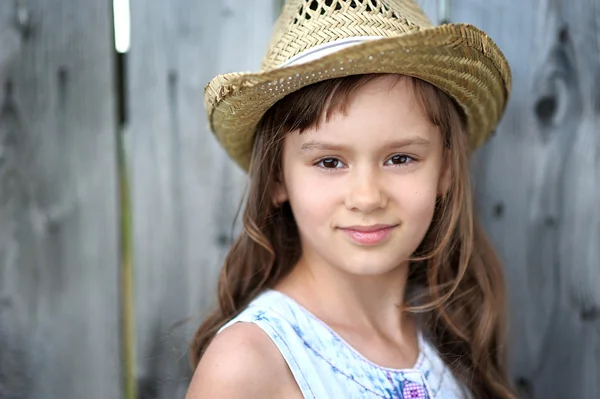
top-left (338, 224), bottom-right (398, 245)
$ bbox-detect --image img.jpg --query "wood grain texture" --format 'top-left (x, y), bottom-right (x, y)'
top-left (454, 0), bottom-right (600, 397)
top-left (126, 0), bottom-right (277, 397)
top-left (0, 1), bottom-right (22, 108)
top-left (0, 0), bottom-right (120, 398)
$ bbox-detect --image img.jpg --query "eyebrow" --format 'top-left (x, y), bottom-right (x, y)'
top-left (299, 137), bottom-right (431, 153)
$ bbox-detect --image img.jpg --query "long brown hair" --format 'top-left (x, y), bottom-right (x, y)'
top-left (192, 74), bottom-right (515, 398)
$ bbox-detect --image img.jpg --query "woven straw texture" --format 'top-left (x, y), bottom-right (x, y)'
top-left (204, 0), bottom-right (512, 171)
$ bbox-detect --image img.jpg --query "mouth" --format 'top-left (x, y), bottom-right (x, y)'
top-left (338, 224), bottom-right (398, 245)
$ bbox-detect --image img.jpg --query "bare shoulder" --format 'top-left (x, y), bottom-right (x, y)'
top-left (186, 322), bottom-right (301, 399)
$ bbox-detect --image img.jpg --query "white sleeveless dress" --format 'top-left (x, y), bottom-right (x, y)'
top-left (218, 289), bottom-right (468, 399)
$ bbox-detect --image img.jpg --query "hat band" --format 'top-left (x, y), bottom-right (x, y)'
top-left (277, 36), bottom-right (385, 68)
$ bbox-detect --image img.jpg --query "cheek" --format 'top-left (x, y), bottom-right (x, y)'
top-left (391, 177), bottom-right (439, 225)
top-left (286, 172), bottom-right (339, 229)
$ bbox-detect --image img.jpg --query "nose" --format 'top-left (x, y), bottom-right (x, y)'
top-left (344, 167), bottom-right (387, 214)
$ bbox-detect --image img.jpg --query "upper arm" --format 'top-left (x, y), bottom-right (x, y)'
top-left (186, 322), bottom-right (293, 399)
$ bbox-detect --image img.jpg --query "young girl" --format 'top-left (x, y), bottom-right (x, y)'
top-left (188, 0), bottom-right (515, 398)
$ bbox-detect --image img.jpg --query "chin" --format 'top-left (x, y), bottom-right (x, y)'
top-left (340, 264), bottom-right (404, 278)
top-left (333, 253), bottom-right (409, 277)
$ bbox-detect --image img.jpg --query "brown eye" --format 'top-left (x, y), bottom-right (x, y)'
top-left (318, 158), bottom-right (342, 168)
top-left (391, 155), bottom-right (408, 164)
top-left (385, 154), bottom-right (414, 166)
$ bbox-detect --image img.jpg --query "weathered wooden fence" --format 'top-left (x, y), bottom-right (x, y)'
top-left (469, 0), bottom-right (600, 396)
top-left (0, 0), bottom-right (598, 398)
top-left (0, 0), bottom-right (121, 398)
top-left (125, 0), bottom-right (272, 397)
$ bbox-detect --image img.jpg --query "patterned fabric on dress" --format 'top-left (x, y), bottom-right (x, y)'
top-left (218, 289), bottom-right (468, 399)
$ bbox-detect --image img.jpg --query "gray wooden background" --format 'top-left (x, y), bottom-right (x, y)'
top-left (0, 0), bottom-right (598, 398)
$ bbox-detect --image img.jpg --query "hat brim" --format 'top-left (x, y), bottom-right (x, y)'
top-left (204, 23), bottom-right (511, 171)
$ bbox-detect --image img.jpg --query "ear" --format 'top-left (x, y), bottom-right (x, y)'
top-left (272, 179), bottom-right (289, 207)
top-left (438, 151), bottom-right (452, 197)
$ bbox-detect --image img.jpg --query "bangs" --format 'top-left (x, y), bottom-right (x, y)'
top-left (260, 73), bottom-right (465, 144)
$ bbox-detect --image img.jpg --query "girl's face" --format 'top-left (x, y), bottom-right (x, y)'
top-left (276, 75), bottom-right (450, 277)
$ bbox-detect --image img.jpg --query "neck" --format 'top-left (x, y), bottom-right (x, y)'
top-left (277, 253), bottom-right (412, 337)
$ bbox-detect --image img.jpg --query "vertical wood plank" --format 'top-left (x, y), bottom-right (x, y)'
top-left (127, 0), bottom-right (277, 397)
top-left (451, 0), bottom-right (600, 397)
top-left (0, 0), bottom-right (121, 398)
top-left (0, 1), bottom-right (22, 108)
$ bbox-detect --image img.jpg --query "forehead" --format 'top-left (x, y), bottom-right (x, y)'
top-left (287, 75), bottom-right (439, 149)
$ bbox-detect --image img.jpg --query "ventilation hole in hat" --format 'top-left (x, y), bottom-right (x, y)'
top-left (296, 0), bottom-right (402, 21)
top-left (298, 0), bottom-right (328, 21)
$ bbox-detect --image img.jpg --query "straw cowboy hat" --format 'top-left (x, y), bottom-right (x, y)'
top-left (204, 0), bottom-right (511, 171)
